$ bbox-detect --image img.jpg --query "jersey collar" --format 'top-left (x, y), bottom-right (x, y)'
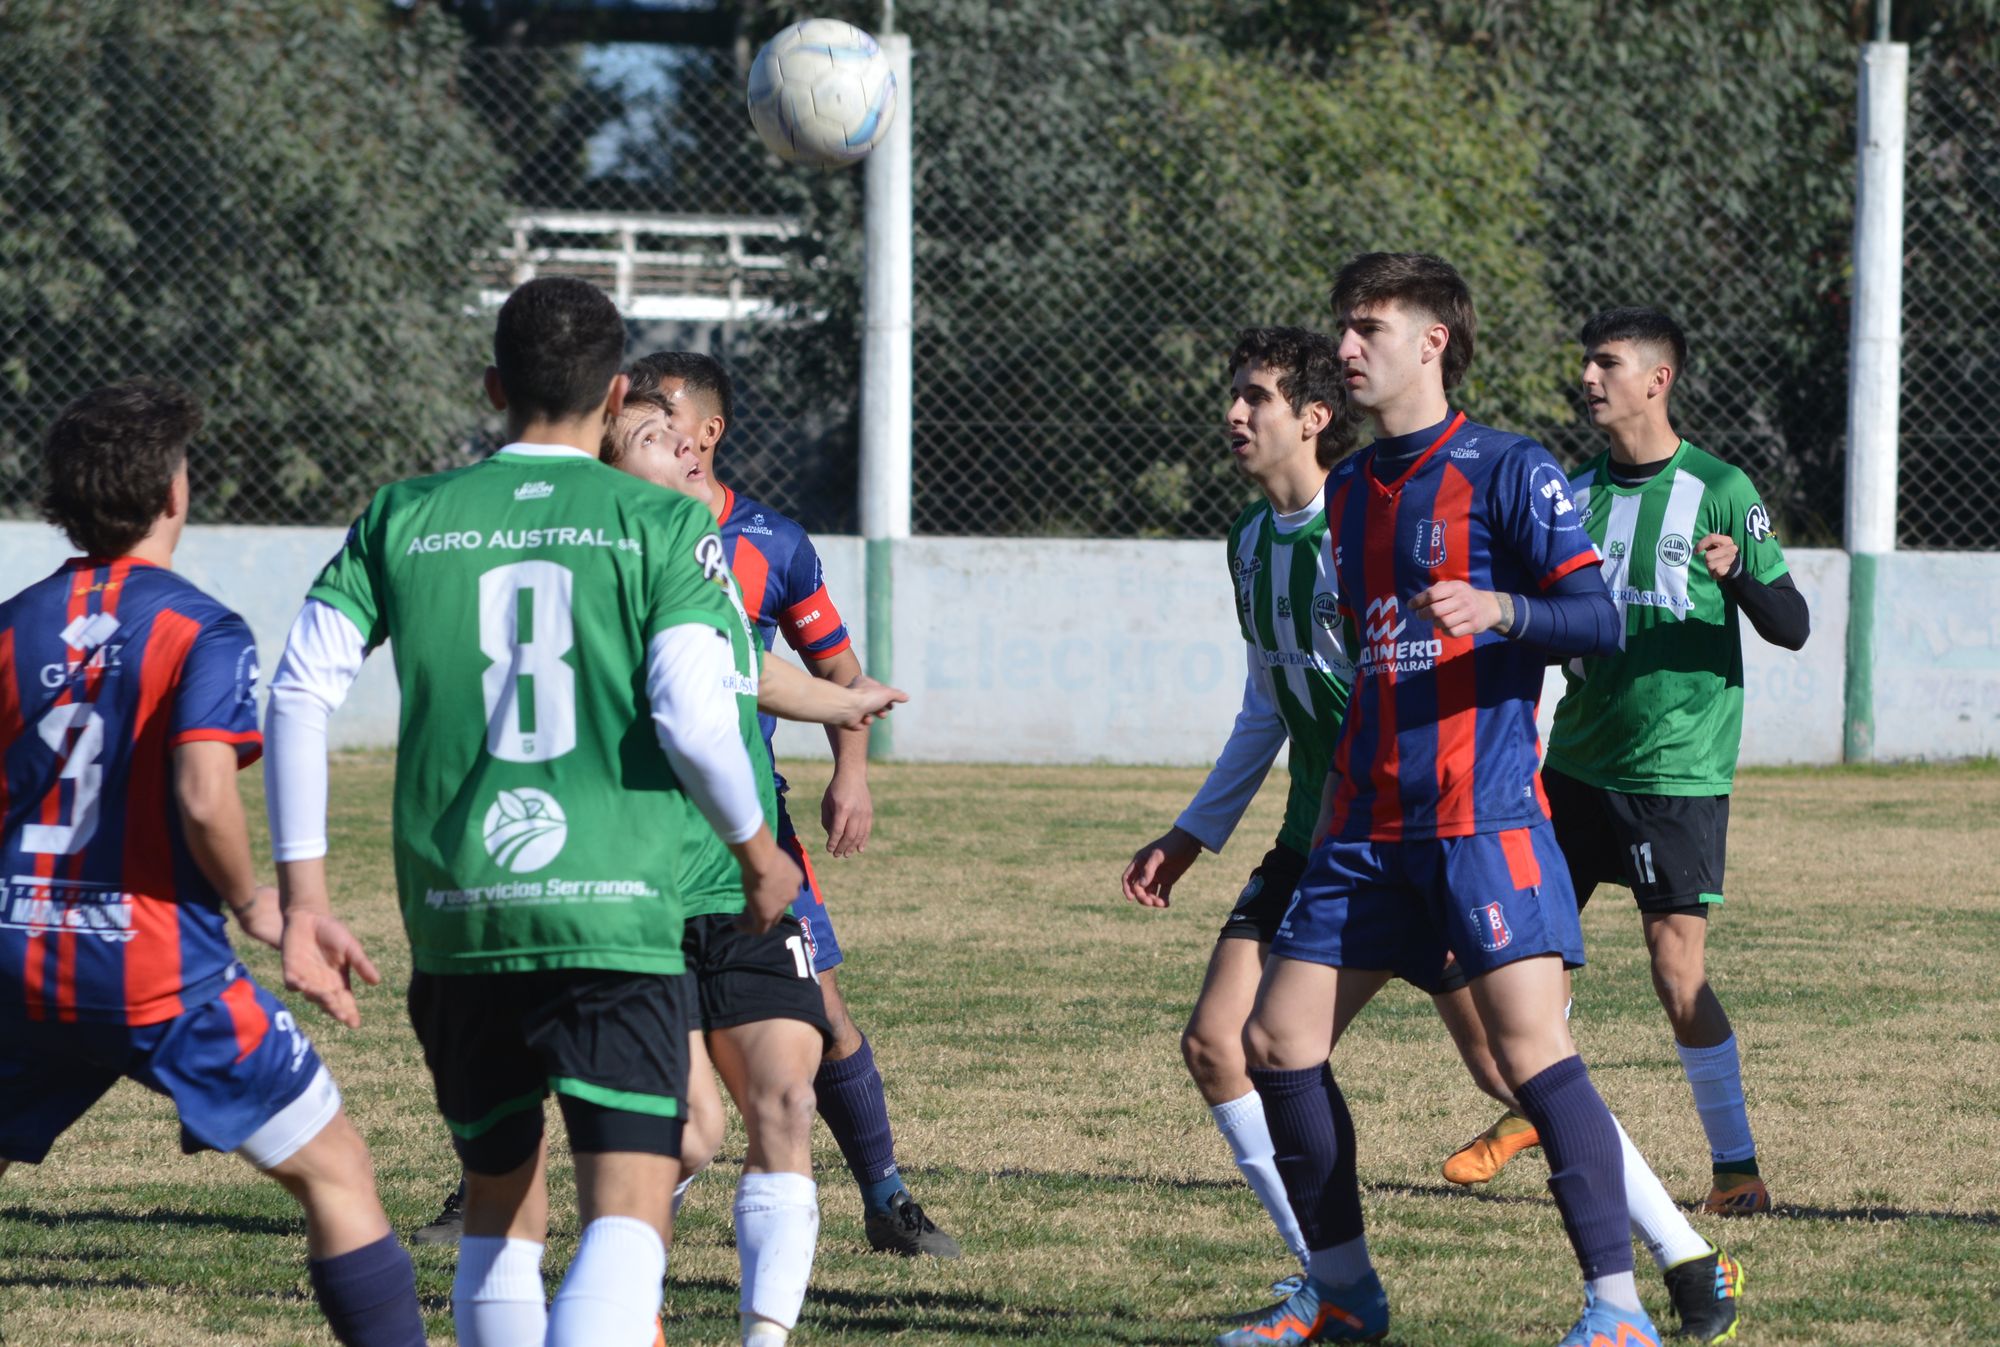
top-left (1367, 410), bottom-right (1467, 496)
top-left (1598, 438), bottom-right (1691, 494)
top-left (495, 441), bottom-right (596, 460)
top-left (715, 483), bottom-right (737, 524)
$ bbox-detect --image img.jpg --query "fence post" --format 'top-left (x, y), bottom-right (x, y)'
top-left (860, 30), bottom-right (913, 759)
top-left (1843, 40), bottom-right (1907, 763)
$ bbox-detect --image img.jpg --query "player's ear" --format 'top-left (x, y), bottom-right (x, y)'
top-left (704, 414), bottom-right (726, 450)
top-left (1302, 399), bottom-right (1332, 441)
top-left (1650, 363), bottom-right (1674, 400)
top-left (602, 372), bottom-right (630, 421)
top-left (483, 366), bottom-right (508, 412)
top-left (1422, 321), bottom-right (1450, 368)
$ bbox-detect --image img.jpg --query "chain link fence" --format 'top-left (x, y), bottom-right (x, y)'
top-left (1, 9), bottom-right (1994, 548)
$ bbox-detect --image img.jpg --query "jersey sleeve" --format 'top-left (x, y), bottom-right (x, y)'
top-left (306, 505), bottom-right (387, 647)
top-left (643, 502), bottom-right (737, 640)
top-left (1708, 470), bottom-right (1790, 585)
top-left (1494, 440), bottom-right (1600, 589)
top-left (169, 612), bottom-right (263, 766)
top-left (774, 532), bottom-right (851, 660)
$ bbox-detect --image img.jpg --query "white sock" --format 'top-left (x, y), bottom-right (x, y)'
top-left (1676, 1035), bottom-right (1756, 1166)
top-left (1613, 1118), bottom-right (1710, 1269)
top-left (672, 1172), bottom-right (698, 1220)
top-left (1210, 1091), bottom-right (1309, 1265)
top-left (453, 1236), bottom-right (546, 1347)
top-left (1305, 1235), bottom-right (1372, 1288)
top-left (1588, 1270), bottom-right (1643, 1314)
top-left (734, 1171), bottom-right (819, 1330)
top-left (546, 1216), bottom-right (666, 1346)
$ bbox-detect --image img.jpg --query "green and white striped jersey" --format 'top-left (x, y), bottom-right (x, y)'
top-left (1544, 440), bottom-right (1789, 795)
top-left (1226, 495), bottom-right (1355, 853)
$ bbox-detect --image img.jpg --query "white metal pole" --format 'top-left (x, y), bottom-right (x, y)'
top-left (860, 32), bottom-right (912, 756)
top-left (1845, 41), bottom-right (1907, 555)
top-left (860, 33), bottom-right (913, 542)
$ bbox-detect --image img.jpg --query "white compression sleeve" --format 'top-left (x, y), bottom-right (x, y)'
top-left (265, 600), bottom-right (368, 863)
top-left (648, 624), bottom-right (765, 845)
top-left (1173, 645), bottom-right (1287, 852)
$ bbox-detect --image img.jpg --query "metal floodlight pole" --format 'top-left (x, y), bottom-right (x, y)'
top-left (860, 31), bottom-right (912, 758)
top-left (1843, 38), bottom-right (1908, 762)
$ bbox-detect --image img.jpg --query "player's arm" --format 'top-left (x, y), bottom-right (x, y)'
top-left (1697, 521), bottom-right (1810, 651)
top-left (174, 740), bottom-right (279, 949)
top-left (647, 623), bottom-right (801, 933)
top-left (756, 648), bottom-right (906, 729)
top-left (1123, 646), bottom-right (1286, 908)
top-left (802, 645), bottom-right (874, 857)
top-left (265, 599), bottom-right (383, 1028)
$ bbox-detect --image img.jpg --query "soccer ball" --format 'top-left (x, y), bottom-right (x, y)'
top-left (746, 19), bottom-right (896, 169)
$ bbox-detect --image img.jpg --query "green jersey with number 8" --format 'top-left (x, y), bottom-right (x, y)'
top-left (308, 445), bottom-right (760, 976)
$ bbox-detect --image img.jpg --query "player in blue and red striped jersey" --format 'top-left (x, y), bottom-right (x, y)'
top-left (0, 382), bottom-right (423, 1347)
top-left (618, 351), bottom-right (959, 1259)
top-left (1222, 255), bottom-right (1658, 1347)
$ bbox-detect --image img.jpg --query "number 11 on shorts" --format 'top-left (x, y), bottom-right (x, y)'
top-left (1630, 841), bottom-right (1657, 886)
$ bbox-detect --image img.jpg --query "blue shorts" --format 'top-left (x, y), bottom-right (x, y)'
top-left (0, 970), bottom-right (335, 1168)
top-left (778, 804), bottom-right (844, 975)
top-left (1273, 822), bottom-right (1586, 992)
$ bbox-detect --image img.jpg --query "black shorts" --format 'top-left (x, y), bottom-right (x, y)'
top-left (407, 967), bottom-right (692, 1175)
top-left (1218, 842), bottom-right (1309, 945)
top-left (684, 912), bottom-right (833, 1041)
top-left (1544, 768), bottom-right (1729, 917)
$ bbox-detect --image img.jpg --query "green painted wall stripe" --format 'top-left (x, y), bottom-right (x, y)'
top-left (1844, 551), bottom-right (1877, 762)
top-left (446, 1088), bottom-right (546, 1140)
top-left (548, 1076), bottom-right (681, 1118)
top-left (866, 537), bottom-right (895, 760)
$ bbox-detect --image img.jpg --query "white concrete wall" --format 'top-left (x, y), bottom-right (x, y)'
top-left (0, 523), bottom-right (1973, 767)
top-left (1871, 551), bottom-right (2000, 759)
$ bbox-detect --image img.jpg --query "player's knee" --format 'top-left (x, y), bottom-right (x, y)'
top-left (745, 1076), bottom-right (818, 1149)
top-left (1180, 1018), bottom-right (1244, 1089)
top-left (1240, 1013), bottom-right (1289, 1071)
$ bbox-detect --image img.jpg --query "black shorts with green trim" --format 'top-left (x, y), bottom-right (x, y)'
top-left (1217, 842), bottom-right (1310, 945)
top-left (1544, 767), bottom-right (1729, 917)
top-left (407, 967), bottom-right (692, 1175)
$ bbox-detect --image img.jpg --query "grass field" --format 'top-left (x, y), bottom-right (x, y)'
top-left (3, 758), bottom-right (1997, 1346)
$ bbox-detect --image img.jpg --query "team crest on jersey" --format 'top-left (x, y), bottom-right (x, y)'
top-left (1471, 902), bottom-right (1513, 953)
top-left (1658, 533), bottom-right (1693, 568)
top-left (1414, 518), bottom-right (1448, 568)
top-left (483, 788), bottom-right (569, 873)
top-left (1312, 592), bottom-right (1339, 632)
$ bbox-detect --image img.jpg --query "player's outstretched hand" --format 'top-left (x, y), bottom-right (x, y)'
top-left (232, 884), bottom-right (284, 951)
top-left (735, 844), bottom-right (805, 937)
top-left (281, 911), bottom-right (382, 1028)
top-left (822, 766), bottom-right (875, 857)
top-left (1122, 827), bottom-right (1202, 908)
top-left (1697, 531), bottom-right (1739, 581)
top-left (838, 673), bottom-right (908, 730)
top-left (1410, 580), bottom-right (1504, 637)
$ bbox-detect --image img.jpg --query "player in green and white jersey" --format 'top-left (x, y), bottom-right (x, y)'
top-left (264, 277), bottom-right (803, 1347)
top-left (1443, 308), bottom-right (1809, 1239)
top-left (1123, 326), bottom-right (1356, 1284)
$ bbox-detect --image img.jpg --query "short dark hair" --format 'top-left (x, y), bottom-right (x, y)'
top-left (1580, 306), bottom-right (1689, 386)
top-left (1329, 252), bottom-right (1477, 391)
top-left (627, 351), bottom-right (734, 434)
top-left (492, 276), bottom-right (627, 420)
top-left (40, 380), bottom-right (201, 558)
top-left (1227, 326), bottom-right (1358, 468)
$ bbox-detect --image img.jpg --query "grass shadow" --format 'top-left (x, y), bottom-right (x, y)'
top-left (0, 1204), bottom-right (299, 1238)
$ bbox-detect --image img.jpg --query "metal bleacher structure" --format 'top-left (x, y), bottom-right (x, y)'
top-left (480, 212), bottom-right (800, 324)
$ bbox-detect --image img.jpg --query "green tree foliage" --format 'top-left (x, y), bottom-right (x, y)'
top-left (0, 0), bottom-right (510, 523)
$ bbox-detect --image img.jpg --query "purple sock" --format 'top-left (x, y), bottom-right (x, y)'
top-left (816, 1035), bottom-right (901, 1211)
top-left (1512, 1055), bottom-right (1633, 1280)
top-left (307, 1232), bottom-right (425, 1347)
top-left (1250, 1064), bottom-right (1364, 1252)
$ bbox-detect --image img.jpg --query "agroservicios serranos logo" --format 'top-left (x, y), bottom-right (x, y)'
top-left (482, 787), bottom-right (569, 873)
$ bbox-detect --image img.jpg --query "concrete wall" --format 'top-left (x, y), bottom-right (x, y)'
top-left (1868, 551), bottom-right (2000, 759)
top-left (0, 521), bottom-right (1975, 766)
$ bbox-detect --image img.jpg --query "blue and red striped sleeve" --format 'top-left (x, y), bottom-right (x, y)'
top-left (776, 533), bottom-right (851, 661)
top-left (1494, 440), bottom-right (1599, 589)
top-left (168, 612), bottom-right (262, 766)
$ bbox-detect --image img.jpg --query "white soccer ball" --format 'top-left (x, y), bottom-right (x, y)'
top-left (746, 19), bottom-right (896, 169)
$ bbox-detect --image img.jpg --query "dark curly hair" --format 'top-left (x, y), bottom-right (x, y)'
top-left (1329, 252), bottom-right (1477, 392)
top-left (40, 380), bottom-right (201, 558)
top-left (1228, 326), bottom-right (1358, 468)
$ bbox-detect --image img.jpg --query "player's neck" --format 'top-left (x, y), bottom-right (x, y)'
top-left (1257, 455), bottom-right (1325, 516)
top-left (1369, 385), bottom-right (1453, 439)
top-left (504, 413), bottom-right (607, 457)
top-left (1605, 419), bottom-right (1681, 467)
top-left (123, 519), bottom-right (179, 569)
top-left (703, 477), bottom-right (729, 523)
